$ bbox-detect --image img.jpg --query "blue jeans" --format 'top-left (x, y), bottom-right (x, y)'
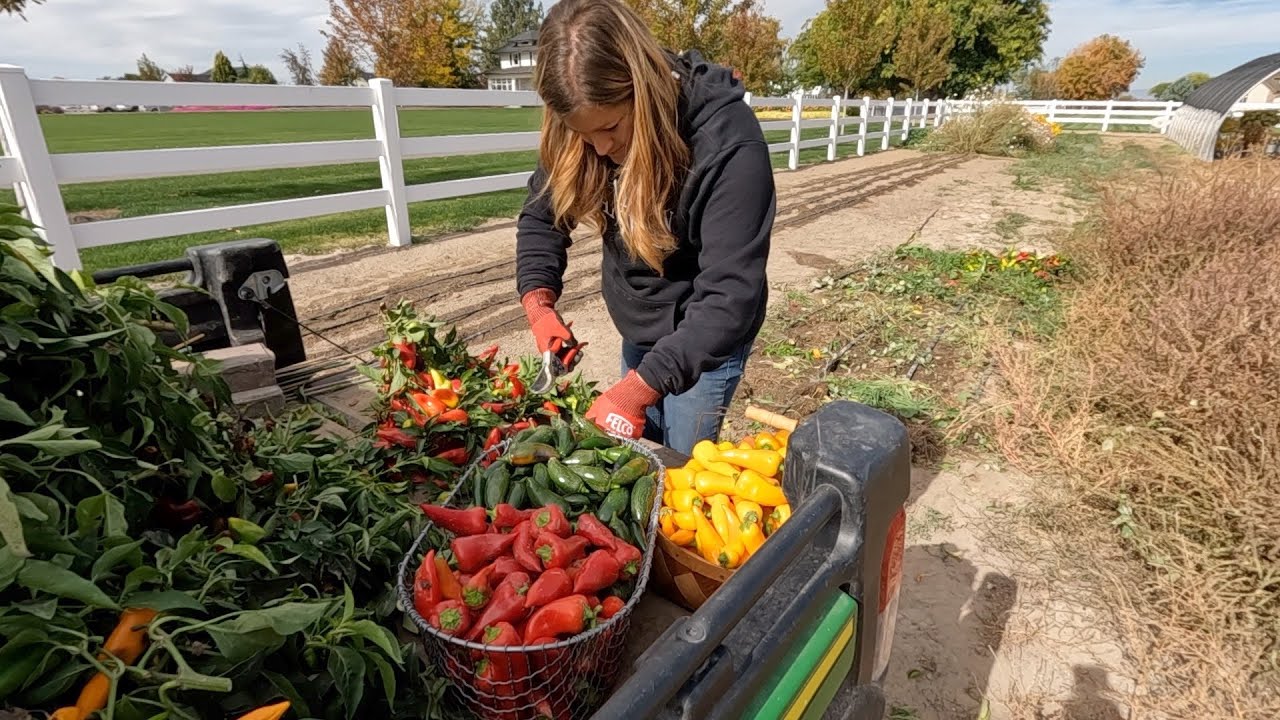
top-left (621, 341), bottom-right (752, 456)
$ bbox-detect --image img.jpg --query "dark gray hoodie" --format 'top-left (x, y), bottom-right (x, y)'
top-left (515, 49), bottom-right (775, 397)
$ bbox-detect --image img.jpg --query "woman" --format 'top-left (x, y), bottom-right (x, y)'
top-left (516, 0), bottom-right (775, 455)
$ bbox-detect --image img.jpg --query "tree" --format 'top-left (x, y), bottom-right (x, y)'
top-left (1151, 71), bottom-right (1211, 102)
top-left (327, 0), bottom-right (482, 87)
top-left (319, 34), bottom-right (364, 86)
top-left (480, 0), bottom-right (543, 74)
top-left (892, 0), bottom-right (953, 98)
top-left (625, 0), bottom-right (737, 61)
top-left (0, 0), bottom-right (44, 18)
top-left (134, 54), bottom-right (168, 81)
top-left (720, 0), bottom-right (785, 93)
top-left (246, 65), bottom-right (278, 84)
top-left (1054, 34), bottom-right (1144, 100)
top-left (807, 0), bottom-right (898, 99)
top-left (211, 51), bottom-right (237, 83)
top-left (940, 0), bottom-right (1049, 97)
top-left (1012, 58), bottom-right (1058, 99)
top-left (280, 44), bottom-right (317, 85)
top-left (169, 65), bottom-right (197, 82)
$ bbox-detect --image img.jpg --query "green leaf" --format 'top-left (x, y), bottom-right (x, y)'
top-left (262, 671), bottom-right (313, 719)
top-left (92, 539), bottom-right (144, 581)
top-left (272, 453), bottom-right (315, 475)
top-left (0, 545), bottom-right (25, 592)
top-left (103, 494), bottom-right (128, 538)
top-left (124, 590), bottom-right (206, 613)
top-left (17, 492), bottom-right (58, 525)
top-left (210, 470), bottom-right (237, 503)
top-left (347, 619), bottom-right (403, 665)
top-left (342, 584), bottom-right (355, 622)
top-left (328, 646), bottom-right (366, 720)
top-left (18, 560), bottom-right (119, 609)
top-left (15, 596), bottom-right (58, 619)
top-left (205, 601), bottom-right (332, 663)
top-left (0, 394), bottom-right (33, 426)
top-left (368, 653), bottom-right (398, 708)
top-left (223, 544), bottom-right (276, 573)
top-left (122, 566), bottom-right (164, 595)
top-left (0, 478), bottom-right (30, 558)
top-left (228, 518), bottom-right (266, 545)
top-left (162, 529), bottom-right (206, 573)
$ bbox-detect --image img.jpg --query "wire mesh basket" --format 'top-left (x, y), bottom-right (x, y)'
top-left (397, 434), bottom-right (667, 720)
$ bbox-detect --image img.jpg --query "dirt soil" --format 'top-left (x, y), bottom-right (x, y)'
top-left (291, 146), bottom-right (1139, 719)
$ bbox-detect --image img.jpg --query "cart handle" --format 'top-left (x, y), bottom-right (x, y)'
top-left (744, 405), bottom-right (798, 432)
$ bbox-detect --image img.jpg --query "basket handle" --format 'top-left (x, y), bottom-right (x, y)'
top-left (744, 405), bottom-right (798, 432)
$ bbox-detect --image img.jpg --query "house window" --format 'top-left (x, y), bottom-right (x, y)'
top-left (490, 78), bottom-right (513, 92)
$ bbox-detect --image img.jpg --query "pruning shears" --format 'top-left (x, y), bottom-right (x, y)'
top-left (531, 337), bottom-right (586, 394)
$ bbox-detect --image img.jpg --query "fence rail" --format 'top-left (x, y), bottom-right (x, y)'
top-left (947, 98), bottom-right (1280, 133)
top-left (5, 62), bottom-right (1274, 270)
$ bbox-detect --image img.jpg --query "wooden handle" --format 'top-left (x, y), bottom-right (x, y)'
top-left (744, 405), bottom-right (798, 432)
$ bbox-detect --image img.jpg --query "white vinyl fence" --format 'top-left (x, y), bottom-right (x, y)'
top-left (0, 65), bottom-right (949, 270)
top-left (946, 98), bottom-right (1280, 133)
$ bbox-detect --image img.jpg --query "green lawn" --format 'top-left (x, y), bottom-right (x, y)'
top-left (6, 108), bottom-right (912, 272)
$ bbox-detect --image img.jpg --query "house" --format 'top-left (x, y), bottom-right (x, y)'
top-left (486, 29), bottom-right (538, 92)
top-left (1241, 71), bottom-right (1280, 104)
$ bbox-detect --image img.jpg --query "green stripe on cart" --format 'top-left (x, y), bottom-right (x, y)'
top-left (744, 591), bottom-right (859, 720)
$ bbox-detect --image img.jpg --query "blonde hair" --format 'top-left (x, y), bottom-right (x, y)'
top-left (534, 0), bottom-right (689, 274)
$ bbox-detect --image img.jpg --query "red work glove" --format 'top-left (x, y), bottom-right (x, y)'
top-left (522, 288), bottom-right (577, 355)
top-left (584, 370), bottom-right (661, 439)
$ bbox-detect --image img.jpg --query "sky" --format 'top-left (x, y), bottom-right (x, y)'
top-left (0, 0), bottom-right (1276, 93)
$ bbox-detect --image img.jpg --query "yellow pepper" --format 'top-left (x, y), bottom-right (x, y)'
top-left (693, 471), bottom-right (736, 497)
top-left (711, 501), bottom-right (742, 547)
top-left (669, 489), bottom-right (704, 513)
top-left (718, 540), bottom-right (746, 569)
top-left (428, 368), bottom-right (449, 390)
top-left (734, 499), bottom-right (764, 525)
top-left (672, 510), bottom-right (700, 531)
top-left (737, 440), bottom-right (754, 450)
top-left (684, 458), bottom-right (705, 473)
top-left (670, 529), bottom-right (696, 546)
top-left (741, 517), bottom-right (766, 556)
top-left (765, 503), bottom-right (792, 535)
top-left (717, 448), bottom-right (783, 478)
top-left (754, 432), bottom-right (780, 451)
top-left (659, 508), bottom-right (676, 537)
top-left (717, 440), bottom-right (735, 451)
top-left (691, 440), bottom-right (720, 467)
top-left (666, 467), bottom-right (695, 491)
top-left (778, 445), bottom-right (787, 460)
top-left (774, 429), bottom-right (791, 446)
top-left (739, 435), bottom-right (757, 449)
top-left (693, 509), bottom-right (724, 565)
top-left (704, 460), bottom-right (742, 478)
top-left (736, 470), bottom-right (788, 506)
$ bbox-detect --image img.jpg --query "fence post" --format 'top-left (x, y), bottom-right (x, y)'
top-left (1160, 100), bottom-right (1176, 134)
top-left (882, 97), bottom-right (894, 151)
top-left (1101, 99), bottom-right (1113, 133)
top-left (918, 99), bottom-right (929, 129)
top-left (901, 98), bottom-right (912, 141)
top-left (788, 92), bottom-right (802, 171)
top-left (828, 95), bottom-right (842, 162)
top-left (1046, 99), bottom-right (1057, 123)
top-left (0, 65), bottom-right (80, 269)
top-left (369, 78), bottom-right (411, 248)
top-left (934, 99), bottom-right (946, 128)
top-left (858, 97), bottom-right (870, 156)
top-left (743, 91), bottom-right (753, 107)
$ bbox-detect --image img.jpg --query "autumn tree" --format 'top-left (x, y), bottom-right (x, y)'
top-left (210, 51), bottom-right (237, 83)
top-left (169, 65), bottom-right (197, 82)
top-left (481, 0), bottom-right (543, 74)
top-left (246, 66), bottom-right (278, 84)
top-left (941, 0), bottom-right (1049, 97)
top-left (807, 0), bottom-right (898, 99)
top-left (134, 54), bottom-right (168, 81)
top-left (1151, 71), bottom-right (1210, 102)
top-left (0, 0), bottom-right (43, 18)
top-left (1054, 34), bottom-right (1144, 100)
top-left (280, 44), bottom-right (317, 85)
top-left (319, 35), bottom-right (364, 86)
top-left (719, 0), bottom-right (785, 92)
top-left (625, 0), bottom-right (737, 60)
top-left (1012, 58), bottom-right (1058, 99)
top-left (327, 0), bottom-right (482, 87)
top-left (892, 0), bottom-right (953, 98)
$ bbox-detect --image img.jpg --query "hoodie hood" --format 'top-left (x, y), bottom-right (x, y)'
top-left (668, 50), bottom-right (748, 136)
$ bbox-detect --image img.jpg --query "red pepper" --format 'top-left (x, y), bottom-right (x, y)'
top-left (483, 426), bottom-right (503, 451)
top-left (493, 503), bottom-right (534, 530)
top-left (452, 533), bottom-right (516, 573)
top-left (478, 345), bottom-right (499, 365)
top-left (435, 554), bottom-right (463, 601)
top-left (467, 579), bottom-right (531, 641)
top-left (428, 599), bottom-right (472, 637)
top-left (600, 596), bottom-right (625, 620)
top-left (502, 571), bottom-right (532, 593)
top-left (524, 568), bottom-right (573, 609)
top-left (416, 371), bottom-right (436, 389)
top-left (436, 408), bottom-right (470, 426)
top-left (541, 400), bottom-right (560, 416)
top-left (523, 594), bottom-right (595, 643)
top-left (573, 549), bottom-right (623, 595)
top-left (512, 522), bottom-right (542, 573)
top-left (155, 497), bottom-right (203, 529)
top-left (481, 401), bottom-right (513, 414)
top-left (410, 390), bottom-right (445, 419)
top-left (435, 447), bottom-right (470, 466)
top-left (565, 558), bottom-right (588, 583)
top-left (478, 621), bottom-right (530, 687)
top-left (490, 555), bottom-right (525, 580)
top-left (612, 541), bottom-right (643, 579)
top-left (574, 513), bottom-right (620, 549)
top-left (253, 470), bottom-right (275, 488)
top-left (463, 564), bottom-right (498, 609)
top-left (414, 549), bottom-right (443, 618)
top-left (420, 504), bottom-right (489, 536)
top-left (534, 531), bottom-right (589, 570)
top-left (531, 505), bottom-right (571, 538)
top-left (585, 595), bottom-right (601, 610)
top-left (394, 340), bottom-right (418, 370)
top-left (374, 425), bottom-right (417, 450)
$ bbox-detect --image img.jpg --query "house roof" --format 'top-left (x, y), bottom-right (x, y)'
top-left (1184, 52), bottom-right (1280, 113)
top-left (496, 29), bottom-right (539, 55)
top-left (486, 65), bottom-right (536, 78)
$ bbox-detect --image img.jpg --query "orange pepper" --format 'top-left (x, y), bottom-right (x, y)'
top-left (236, 701), bottom-right (292, 720)
top-left (774, 429), bottom-right (791, 446)
top-left (431, 387), bottom-right (460, 409)
top-left (754, 432), bottom-right (780, 451)
top-left (53, 608), bottom-right (159, 720)
top-left (670, 529), bottom-right (696, 546)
